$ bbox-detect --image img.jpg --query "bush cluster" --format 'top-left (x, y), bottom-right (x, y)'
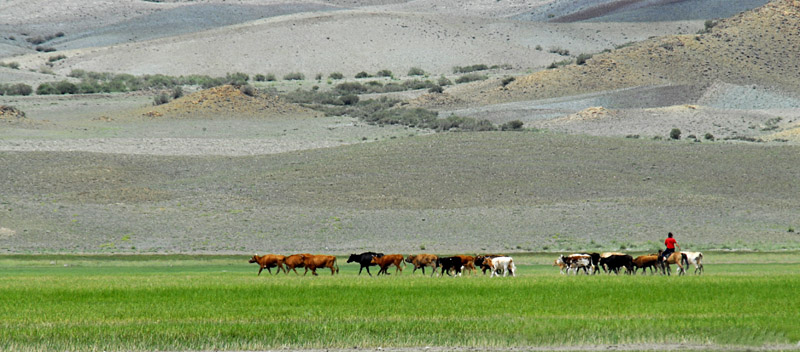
top-left (0, 83), bottom-right (33, 96)
top-left (34, 71), bottom-right (254, 95)
top-left (453, 64), bottom-right (488, 74)
top-left (455, 73), bottom-right (488, 84)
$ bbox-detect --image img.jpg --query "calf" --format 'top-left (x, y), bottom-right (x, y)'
top-left (632, 254), bottom-right (659, 275)
top-left (681, 251), bottom-right (704, 275)
top-left (600, 254), bottom-right (634, 275)
top-left (347, 252), bottom-right (384, 276)
top-left (249, 254), bottom-right (285, 276)
top-left (554, 256), bottom-right (568, 275)
top-left (485, 256), bottom-right (516, 277)
top-left (371, 254), bottom-right (406, 275)
top-left (405, 254), bottom-right (438, 275)
top-left (284, 253), bottom-right (312, 275)
top-left (302, 254), bottom-right (339, 276)
top-left (435, 256), bottom-right (463, 277)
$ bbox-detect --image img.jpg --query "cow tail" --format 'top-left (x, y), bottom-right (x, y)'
top-left (681, 253), bottom-right (688, 268)
top-left (334, 258), bottom-right (340, 274)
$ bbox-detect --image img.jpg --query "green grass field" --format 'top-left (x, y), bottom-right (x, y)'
top-left (2, 253), bottom-right (799, 351)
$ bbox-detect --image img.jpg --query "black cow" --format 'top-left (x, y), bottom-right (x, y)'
top-left (599, 254), bottom-right (634, 275)
top-left (346, 252), bottom-right (384, 276)
top-left (588, 253), bottom-right (601, 274)
top-left (435, 256), bottom-right (463, 277)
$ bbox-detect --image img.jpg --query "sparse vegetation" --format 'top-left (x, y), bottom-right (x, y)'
top-left (698, 19), bottom-right (719, 34)
top-left (0, 62), bottom-right (20, 70)
top-left (549, 47), bottom-right (570, 56)
top-left (455, 73), bottom-right (488, 84)
top-left (576, 53), bottom-right (593, 65)
top-left (376, 69), bottom-right (393, 78)
top-left (354, 71), bottom-right (371, 79)
top-left (547, 59), bottom-right (572, 69)
top-left (283, 72), bottom-right (305, 81)
top-left (428, 85), bottom-right (443, 94)
top-left (153, 93), bottom-right (170, 106)
top-left (48, 54), bottom-right (67, 63)
top-left (3, 83), bottom-right (32, 96)
top-left (253, 74), bottom-right (267, 82)
top-left (407, 67), bottom-right (425, 76)
top-left (705, 133), bottom-right (715, 141)
top-left (670, 128), bottom-right (682, 140)
top-left (329, 72), bottom-right (344, 80)
top-left (453, 64), bottom-right (489, 74)
top-left (171, 86), bottom-right (183, 99)
top-left (501, 76), bottom-right (515, 87)
top-left (500, 120), bottom-right (524, 131)
top-left (437, 75), bottom-right (452, 86)
top-left (239, 84), bottom-right (256, 97)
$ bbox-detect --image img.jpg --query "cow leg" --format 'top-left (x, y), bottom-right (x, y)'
top-left (330, 266), bottom-right (335, 275)
top-left (358, 266), bottom-right (364, 275)
top-left (366, 266), bottom-right (373, 276)
top-left (257, 266), bottom-right (263, 276)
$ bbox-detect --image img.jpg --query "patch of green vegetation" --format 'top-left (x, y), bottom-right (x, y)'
top-left (454, 73), bottom-right (488, 84)
top-left (547, 59), bottom-right (573, 69)
top-left (452, 64), bottom-right (489, 74)
top-left (0, 256), bottom-right (798, 351)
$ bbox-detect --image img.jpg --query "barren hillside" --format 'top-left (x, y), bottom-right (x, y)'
top-left (460, 0), bottom-right (800, 104)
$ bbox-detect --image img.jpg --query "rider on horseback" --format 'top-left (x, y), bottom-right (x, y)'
top-left (661, 232), bottom-right (681, 261)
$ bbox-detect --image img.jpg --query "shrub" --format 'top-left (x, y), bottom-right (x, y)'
top-left (501, 76), bottom-right (515, 87)
top-left (1, 62), bottom-right (21, 69)
top-left (35, 46), bottom-right (56, 52)
top-left (153, 93), bottom-right (170, 106)
top-left (354, 71), bottom-right (371, 79)
top-left (253, 74), bottom-right (266, 82)
top-left (36, 83), bottom-right (58, 95)
top-left (265, 73), bottom-right (276, 82)
top-left (576, 53), bottom-right (593, 65)
top-left (455, 73), bottom-right (488, 84)
top-left (535, 45), bottom-right (543, 51)
top-left (283, 72), bottom-right (305, 81)
top-left (226, 72), bottom-right (249, 85)
top-left (437, 76), bottom-right (452, 86)
top-left (48, 54), bottom-right (67, 63)
top-left (704, 133), bottom-right (715, 141)
top-left (408, 67), bottom-right (425, 76)
top-left (549, 47), bottom-right (570, 56)
top-left (55, 80), bottom-right (78, 94)
top-left (547, 59), bottom-right (573, 69)
top-left (26, 36), bottom-right (46, 45)
top-left (171, 86), bottom-right (183, 99)
top-left (376, 69), bottom-right (393, 77)
top-left (340, 94), bottom-right (360, 105)
top-left (329, 72), bottom-right (344, 80)
top-left (453, 64), bottom-right (489, 74)
top-left (6, 83), bottom-right (32, 96)
top-left (428, 85), bottom-right (443, 94)
top-left (670, 128), bottom-right (681, 140)
top-left (315, 73), bottom-right (323, 80)
top-left (240, 84), bottom-right (256, 97)
top-left (500, 120), bottom-right (524, 131)
top-left (334, 82), bottom-right (367, 94)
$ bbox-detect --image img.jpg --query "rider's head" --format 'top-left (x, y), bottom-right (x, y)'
top-left (668, 232), bottom-right (673, 238)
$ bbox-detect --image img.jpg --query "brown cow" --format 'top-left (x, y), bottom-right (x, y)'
top-left (284, 253), bottom-right (311, 275)
top-left (302, 254), bottom-right (339, 276)
top-left (453, 255), bottom-right (476, 275)
top-left (632, 254), bottom-right (659, 275)
top-left (371, 254), bottom-right (406, 275)
top-left (405, 254), bottom-right (438, 275)
top-left (249, 254), bottom-right (285, 276)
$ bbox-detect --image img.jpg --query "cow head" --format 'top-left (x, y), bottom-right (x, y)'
top-left (405, 255), bottom-right (416, 263)
top-left (248, 254), bottom-right (259, 263)
top-left (482, 257), bottom-right (494, 269)
top-left (346, 254), bottom-right (359, 263)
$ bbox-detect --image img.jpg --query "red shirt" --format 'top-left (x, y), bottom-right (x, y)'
top-left (665, 237), bottom-right (677, 249)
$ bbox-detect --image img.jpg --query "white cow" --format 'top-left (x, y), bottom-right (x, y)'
top-left (485, 257), bottom-right (516, 277)
top-left (681, 251), bottom-right (704, 274)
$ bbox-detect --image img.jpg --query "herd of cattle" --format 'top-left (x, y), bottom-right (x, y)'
top-left (248, 250), bottom-right (704, 277)
top-left (556, 250), bottom-right (705, 276)
top-left (248, 253), bottom-right (516, 277)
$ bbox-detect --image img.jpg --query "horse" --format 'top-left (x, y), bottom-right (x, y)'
top-left (657, 249), bottom-right (685, 276)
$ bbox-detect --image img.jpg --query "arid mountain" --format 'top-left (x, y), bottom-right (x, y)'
top-left (462, 0), bottom-right (800, 104)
